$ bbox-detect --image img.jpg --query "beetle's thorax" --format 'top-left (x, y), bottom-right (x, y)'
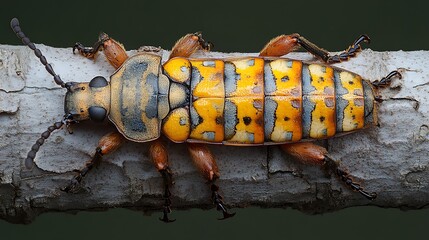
top-left (64, 81), bottom-right (111, 121)
top-left (108, 53), bottom-right (169, 142)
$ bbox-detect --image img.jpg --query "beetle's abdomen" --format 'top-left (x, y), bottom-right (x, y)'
top-left (162, 57), bottom-right (375, 145)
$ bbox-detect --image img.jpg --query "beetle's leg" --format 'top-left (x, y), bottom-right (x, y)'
top-left (169, 32), bottom-right (213, 59)
top-left (260, 34), bottom-right (370, 64)
top-left (280, 142), bottom-right (377, 200)
top-left (298, 34), bottom-right (370, 63)
top-left (73, 40), bottom-right (103, 59)
top-left (323, 155), bottom-right (377, 200)
top-left (61, 132), bottom-right (124, 193)
top-left (372, 70), bottom-right (403, 102)
top-left (73, 32), bottom-right (128, 69)
top-left (372, 70), bottom-right (403, 88)
top-left (148, 139), bottom-right (175, 223)
top-left (187, 143), bottom-right (236, 220)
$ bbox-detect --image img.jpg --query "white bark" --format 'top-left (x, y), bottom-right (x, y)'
top-left (0, 45), bottom-right (428, 223)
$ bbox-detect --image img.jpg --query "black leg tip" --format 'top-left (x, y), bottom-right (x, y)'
top-left (60, 184), bottom-right (74, 193)
top-left (362, 34), bottom-right (371, 44)
top-left (363, 192), bottom-right (377, 200)
top-left (390, 70), bottom-right (403, 79)
top-left (61, 178), bottom-right (80, 193)
top-left (159, 207), bottom-right (176, 223)
top-left (218, 211), bottom-right (236, 220)
top-left (159, 217), bottom-right (176, 223)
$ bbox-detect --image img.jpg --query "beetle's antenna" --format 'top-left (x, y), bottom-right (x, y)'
top-left (25, 121), bottom-right (63, 169)
top-left (10, 18), bottom-right (70, 90)
top-left (24, 114), bottom-right (77, 170)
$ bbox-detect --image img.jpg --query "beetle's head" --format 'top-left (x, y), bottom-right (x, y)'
top-left (10, 18), bottom-right (114, 169)
top-left (64, 76), bottom-right (111, 122)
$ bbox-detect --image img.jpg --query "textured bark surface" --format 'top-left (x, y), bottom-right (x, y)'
top-left (0, 45), bottom-right (428, 224)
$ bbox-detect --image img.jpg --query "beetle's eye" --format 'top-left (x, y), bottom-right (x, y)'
top-left (88, 106), bottom-right (107, 122)
top-left (89, 76), bottom-right (108, 88)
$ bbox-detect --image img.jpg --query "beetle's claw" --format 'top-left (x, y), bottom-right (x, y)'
top-left (159, 216), bottom-right (176, 223)
top-left (211, 184), bottom-right (235, 220)
top-left (359, 189), bottom-right (377, 200)
top-left (61, 174), bottom-right (83, 193)
top-left (359, 34), bottom-right (371, 44)
top-left (61, 179), bottom-right (79, 193)
top-left (193, 31), bottom-right (213, 51)
top-left (72, 43), bottom-right (81, 54)
top-left (159, 206), bottom-right (176, 223)
top-left (217, 206), bottom-right (236, 220)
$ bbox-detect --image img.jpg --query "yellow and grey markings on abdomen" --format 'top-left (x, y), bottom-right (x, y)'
top-left (298, 63), bottom-right (365, 139)
top-left (334, 71), bottom-right (365, 132)
top-left (161, 57), bottom-right (369, 144)
top-left (301, 64), bottom-right (336, 139)
top-left (264, 59), bottom-right (303, 143)
top-left (189, 59), bottom-right (226, 142)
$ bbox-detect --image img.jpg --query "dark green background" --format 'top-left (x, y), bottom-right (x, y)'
top-left (1, 0), bottom-right (428, 239)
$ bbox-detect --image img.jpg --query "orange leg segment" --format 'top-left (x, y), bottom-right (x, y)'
top-left (148, 139), bottom-right (175, 223)
top-left (169, 32), bottom-right (213, 59)
top-left (280, 142), bottom-right (377, 200)
top-left (259, 34), bottom-right (300, 57)
top-left (73, 32), bottom-right (129, 69)
top-left (187, 143), bottom-right (219, 181)
top-left (187, 143), bottom-right (235, 219)
top-left (62, 132), bottom-right (124, 193)
top-left (280, 142), bottom-right (327, 165)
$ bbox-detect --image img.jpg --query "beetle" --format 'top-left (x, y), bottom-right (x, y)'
top-left (10, 18), bottom-right (401, 222)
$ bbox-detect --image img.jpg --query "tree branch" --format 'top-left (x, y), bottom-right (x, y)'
top-left (1, 45), bottom-right (428, 224)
